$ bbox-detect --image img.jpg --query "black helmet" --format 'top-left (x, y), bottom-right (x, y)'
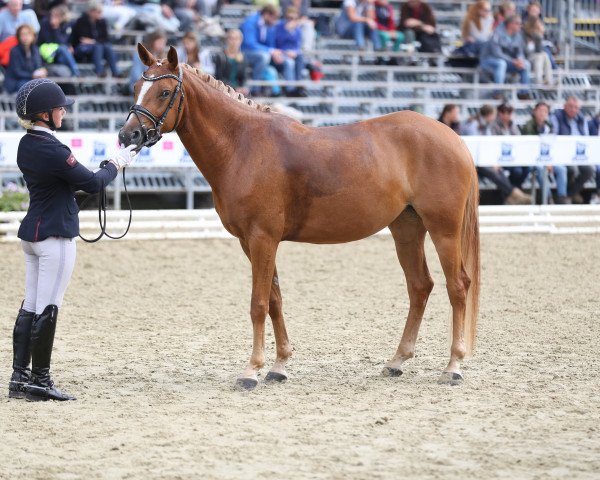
top-left (15, 79), bottom-right (74, 120)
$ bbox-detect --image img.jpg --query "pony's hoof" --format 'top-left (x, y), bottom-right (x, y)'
top-left (235, 378), bottom-right (258, 390)
top-left (264, 371), bottom-right (287, 383)
top-left (381, 367), bottom-right (403, 377)
top-left (438, 372), bottom-right (463, 386)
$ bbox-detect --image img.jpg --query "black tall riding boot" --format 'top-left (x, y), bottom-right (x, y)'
top-left (8, 305), bottom-right (35, 399)
top-left (25, 305), bottom-right (76, 402)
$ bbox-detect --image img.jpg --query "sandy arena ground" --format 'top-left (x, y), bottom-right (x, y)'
top-left (1, 234), bottom-right (599, 479)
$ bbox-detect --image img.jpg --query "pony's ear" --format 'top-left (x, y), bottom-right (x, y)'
top-left (167, 45), bottom-right (179, 70)
top-left (138, 42), bottom-right (155, 67)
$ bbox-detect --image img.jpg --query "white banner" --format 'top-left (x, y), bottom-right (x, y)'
top-left (0, 133), bottom-right (599, 169)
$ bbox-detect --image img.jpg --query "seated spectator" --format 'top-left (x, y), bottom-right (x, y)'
top-left (550, 96), bottom-right (594, 204)
top-left (4, 23), bottom-right (47, 93)
top-left (125, 1), bottom-right (181, 34)
top-left (0, 0), bottom-right (40, 66)
top-left (374, 0), bottom-right (404, 57)
top-left (398, 0), bottom-right (441, 54)
top-left (493, 0), bottom-right (515, 29)
top-left (491, 102), bottom-right (529, 191)
top-left (479, 14), bottom-right (531, 99)
top-left (280, 0), bottom-right (316, 51)
top-left (458, 0), bottom-right (493, 57)
top-left (520, 101), bottom-right (564, 204)
top-left (335, 0), bottom-right (381, 51)
top-left (240, 4), bottom-right (282, 96)
top-left (37, 5), bottom-right (80, 77)
top-left (461, 104), bottom-right (532, 205)
top-left (214, 28), bottom-right (249, 96)
top-left (176, 30), bottom-right (215, 74)
top-left (523, 16), bottom-right (554, 85)
top-left (128, 29), bottom-right (167, 95)
top-left (437, 103), bottom-right (461, 134)
top-left (70, 1), bottom-right (122, 78)
top-left (522, 0), bottom-right (557, 70)
top-left (588, 112), bottom-right (600, 204)
top-left (274, 6), bottom-right (306, 97)
top-left (100, 1), bottom-right (138, 36)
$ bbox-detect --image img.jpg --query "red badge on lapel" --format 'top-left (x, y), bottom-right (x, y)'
top-left (66, 154), bottom-right (78, 167)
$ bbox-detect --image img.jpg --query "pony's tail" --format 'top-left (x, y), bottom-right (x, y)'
top-left (461, 166), bottom-right (480, 356)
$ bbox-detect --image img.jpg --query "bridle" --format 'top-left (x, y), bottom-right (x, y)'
top-left (126, 64), bottom-right (185, 149)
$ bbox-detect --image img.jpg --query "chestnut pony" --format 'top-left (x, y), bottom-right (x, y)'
top-left (119, 44), bottom-right (480, 389)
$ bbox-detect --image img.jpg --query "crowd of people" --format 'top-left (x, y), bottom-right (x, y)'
top-left (0, 0), bottom-right (598, 203)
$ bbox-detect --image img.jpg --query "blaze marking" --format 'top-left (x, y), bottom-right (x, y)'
top-left (136, 80), bottom-right (153, 105)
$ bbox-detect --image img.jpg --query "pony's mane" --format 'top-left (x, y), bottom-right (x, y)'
top-left (182, 63), bottom-right (271, 113)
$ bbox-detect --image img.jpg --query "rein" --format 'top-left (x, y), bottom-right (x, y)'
top-left (78, 162), bottom-right (133, 243)
top-left (126, 65), bottom-right (185, 150)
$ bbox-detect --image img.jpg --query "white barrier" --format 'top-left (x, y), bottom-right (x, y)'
top-left (2, 206), bottom-right (600, 242)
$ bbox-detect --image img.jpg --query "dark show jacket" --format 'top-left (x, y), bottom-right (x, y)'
top-left (17, 129), bottom-right (118, 241)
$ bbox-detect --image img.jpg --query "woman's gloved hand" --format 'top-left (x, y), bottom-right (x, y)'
top-left (109, 144), bottom-right (139, 169)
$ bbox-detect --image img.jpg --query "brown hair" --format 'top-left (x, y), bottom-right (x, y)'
top-left (461, 0), bottom-right (490, 40)
top-left (182, 30), bottom-right (200, 66)
top-left (16, 23), bottom-right (36, 43)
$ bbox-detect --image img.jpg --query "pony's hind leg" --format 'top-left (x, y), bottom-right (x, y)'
top-left (264, 265), bottom-right (293, 383)
top-left (383, 207), bottom-right (434, 377)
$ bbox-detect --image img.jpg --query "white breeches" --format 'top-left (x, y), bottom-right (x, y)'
top-left (21, 237), bottom-right (77, 314)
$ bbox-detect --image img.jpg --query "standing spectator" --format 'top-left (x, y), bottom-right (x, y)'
top-left (176, 30), bottom-right (215, 74)
top-left (0, 0), bottom-right (40, 66)
top-left (4, 24), bottom-right (47, 93)
top-left (70, 1), bottom-right (122, 78)
top-left (437, 103), bottom-right (461, 134)
top-left (37, 5), bottom-right (80, 77)
top-left (459, 0), bottom-right (493, 57)
top-left (550, 96), bottom-right (594, 204)
top-left (274, 6), bottom-right (306, 97)
top-left (491, 102), bottom-right (528, 191)
top-left (128, 29), bottom-right (167, 95)
top-left (462, 104), bottom-right (532, 204)
top-left (520, 101), bottom-right (563, 203)
top-left (398, 0), bottom-right (441, 54)
top-left (479, 14), bottom-right (531, 99)
top-left (240, 4), bottom-right (282, 96)
top-left (214, 28), bottom-right (249, 96)
top-left (523, 16), bottom-right (553, 85)
top-left (374, 0), bottom-right (404, 56)
top-left (335, 0), bottom-right (380, 51)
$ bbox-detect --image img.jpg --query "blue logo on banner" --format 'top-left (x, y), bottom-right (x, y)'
top-left (135, 146), bottom-right (153, 165)
top-left (574, 142), bottom-right (588, 162)
top-left (0, 141), bottom-right (5, 164)
top-left (538, 142), bottom-right (551, 163)
top-left (180, 148), bottom-right (193, 164)
top-left (499, 142), bottom-right (514, 162)
top-left (92, 141), bottom-right (107, 164)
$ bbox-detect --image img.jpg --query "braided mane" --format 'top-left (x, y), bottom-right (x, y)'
top-left (182, 63), bottom-right (271, 113)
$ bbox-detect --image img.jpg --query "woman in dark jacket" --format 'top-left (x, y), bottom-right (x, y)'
top-left (8, 79), bottom-right (137, 402)
top-left (70, 0), bottom-right (120, 77)
top-left (4, 24), bottom-right (47, 94)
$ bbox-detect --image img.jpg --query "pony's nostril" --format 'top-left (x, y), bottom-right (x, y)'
top-left (131, 130), bottom-right (141, 141)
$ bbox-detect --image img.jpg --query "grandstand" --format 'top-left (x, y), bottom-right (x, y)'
top-left (1, 0), bottom-right (599, 208)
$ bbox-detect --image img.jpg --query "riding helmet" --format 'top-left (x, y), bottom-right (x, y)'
top-left (15, 79), bottom-right (74, 120)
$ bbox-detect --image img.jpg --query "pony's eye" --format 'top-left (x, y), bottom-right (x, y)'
top-left (161, 90), bottom-right (170, 98)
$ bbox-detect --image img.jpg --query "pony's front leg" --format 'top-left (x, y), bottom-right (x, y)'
top-left (236, 235), bottom-right (278, 390)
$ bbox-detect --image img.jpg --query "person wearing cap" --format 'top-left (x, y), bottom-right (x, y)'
top-left (8, 79), bottom-right (137, 402)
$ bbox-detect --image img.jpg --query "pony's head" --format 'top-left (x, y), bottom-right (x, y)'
top-left (118, 43), bottom-right (185, 151)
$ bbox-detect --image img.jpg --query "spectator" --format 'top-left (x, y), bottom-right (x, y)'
top-left (0, 0), bottom-right (40, 66)
top-left (459, 0), bottom-right (493, 57)
top-left (280, 0), bottom-right (316, 51)
top-left (128, 29), bottom-right (167, 95)
top-left (274, 6), bottom-right (307, 97)
top-left (491, 102), bottom-right (529, 192)
top-left (176, 30), bottom-right (214, 74)
top-left (240, 4), bottom-right (282, 96)
top-left (523, 16), bottom-right (553, 85)
top-left (37, 5), bottom-right (80, 77)
top-left (100, 1), bottom-right (138, 36)
top-left (373, 0), bottom-right (404, 57)
top-left (437, 103), bottom-right (461, 134)
top-left (550, 95), bottom-right (594, 204)
top-left (70, 1), bottom-right (122, 78)
top-left (493, 0), bottom-right (515, 29)
top-left (588, 112), bottom-right (600, 204)
top-left (461, 104), bottom-right (532, 204)
top-left (520, 101), bottom-right (563, 204)
top-left (479, 14), bottom-right (531, 99)
top-left (4, 23), bottom-right (47, 93)
top-left (335, 0), bottom-right (381, 51)
top-left (214, 28), bottom-right (249, 96)
top-left (398, 0), bottom-right (442, 54)
top-left (126, 1), bottom-right (181, 33)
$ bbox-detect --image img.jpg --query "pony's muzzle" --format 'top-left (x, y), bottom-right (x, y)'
top-left (118, 127), bottom-right (143, 150)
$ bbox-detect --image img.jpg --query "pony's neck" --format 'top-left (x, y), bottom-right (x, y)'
top-left (175, 68), bottom-right (268, 189)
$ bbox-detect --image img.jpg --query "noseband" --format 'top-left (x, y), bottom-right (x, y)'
top-left (127, 65), bottom-right (185, 149)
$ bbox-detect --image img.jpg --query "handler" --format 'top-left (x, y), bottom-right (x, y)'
top-left (8, 78), bottom-right (137, 402)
